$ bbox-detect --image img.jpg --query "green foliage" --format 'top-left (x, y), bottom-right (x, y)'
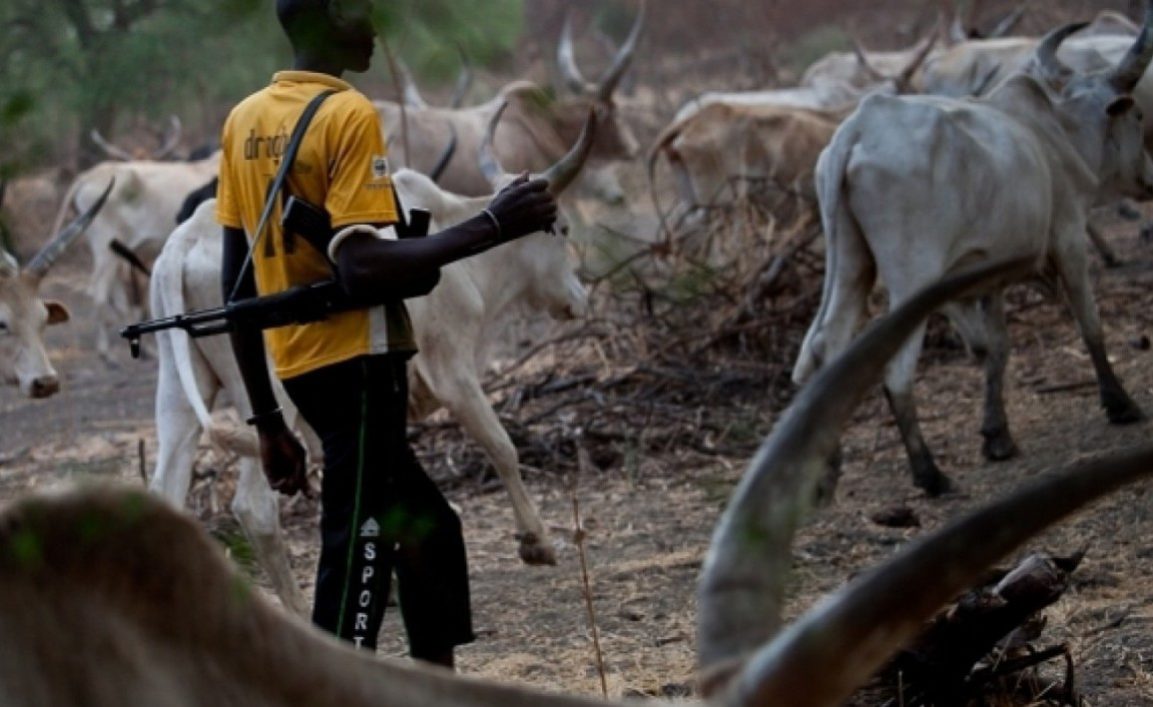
top-left (376, 0), bottom-right (524, 83)
top-left (0, 0), bottom-right (525, 174)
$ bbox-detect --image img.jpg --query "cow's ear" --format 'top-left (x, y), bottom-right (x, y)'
top-left (44, 301), bottom-right (70, 325)
top-left (1107, 96), bottom-right (1136, 117)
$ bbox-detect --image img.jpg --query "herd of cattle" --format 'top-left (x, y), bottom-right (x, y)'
top-left (4, 1), bottom-right (1153, 702)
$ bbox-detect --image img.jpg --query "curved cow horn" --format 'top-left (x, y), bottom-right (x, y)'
top-left (89, 128), bottom-right (134, 162)
top-left (895, 32), bottom-right (938, 92)
top-left (541, 108), bottom-right (598, 196)
top-left (152, 115), bottom-right (183, 161)
top-left (850, 39), bottom-right (885, 81)
top-left (478, 101), bottom-right (510, 188)
top-left (429, 127), bottom-right (457, 184)
top-left (396, 58), bottom-right (429, 109)
top-left (595, 0), bottom-right (646, 102)
top-left (1110, 0), bottom-right (1153, 91)
top-left (25, 177), bottom-right (115, 280)
top-left (1035, 22), bottom-right (1088, 86)
top-left (450, 44), bottom-right (474, 109)
top-left (986, 0), bottom-right (1030, 39)
top-left (557, 11), bottom-right (594, 95)
top-left (0, 248), bottom-right (17, 277)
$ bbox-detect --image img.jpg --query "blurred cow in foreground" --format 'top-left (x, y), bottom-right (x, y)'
top-left (1, 180), bottom-right (113, 398)
top-left (6, 259), bottom-right (1153, 707)
top-left (794, 13), bottom-right (1153, 495)
top-left (147, 109), bottom-right (597, 612)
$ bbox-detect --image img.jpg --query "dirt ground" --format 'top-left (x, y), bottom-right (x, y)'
top-left (4, 185), bottom-right (1153, 706)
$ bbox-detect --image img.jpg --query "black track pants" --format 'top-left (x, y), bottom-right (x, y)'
top-left (283, 354), bottom-right (474, 656)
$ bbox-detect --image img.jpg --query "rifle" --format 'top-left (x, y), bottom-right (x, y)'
top-left (120, 196), bottom-right (434, 359)
top-left (120, 279), bottom-right (360, 359)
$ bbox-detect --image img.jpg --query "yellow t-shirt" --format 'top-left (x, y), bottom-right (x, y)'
top-left (216, 71), bottom-right (415, 380)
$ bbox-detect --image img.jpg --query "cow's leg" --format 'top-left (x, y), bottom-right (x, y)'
top-left (1053, 235), bottom-right (1144, 423)
top-left (1086, 221), bottom-right (1121, 268)
top-left (882, 320), bottom-right (952, 496)
top-left (942, 297), bottom-right (1017, 461)
top-left (231, 457), bottom-right (309, 617)
top-left (430, 371), bottom-right (555, 566)
top-left (977, 295), bottom-right (1018, 461)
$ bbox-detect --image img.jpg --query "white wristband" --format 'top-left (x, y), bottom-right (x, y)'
top-left (327, 224), bottom-right (398, 262)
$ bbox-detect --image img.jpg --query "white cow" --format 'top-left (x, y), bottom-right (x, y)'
top-left (1, 180), bottom-right (113, 398)
top-left (670, 32), bottom-right (938, 125)
top-left (6, 259), bottom-right (1151, 707)
top-left (793, 16), bottom-right (1153, 496)
top-left (48, 151), bottom-right (220, 356)
top-left (148, 112), bottom-right (596, 611)
top-left (375, 0), bottom-right (644, 203)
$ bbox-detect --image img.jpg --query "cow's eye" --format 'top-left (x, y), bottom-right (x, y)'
top-left (0, 321), bottom-right (9, 334)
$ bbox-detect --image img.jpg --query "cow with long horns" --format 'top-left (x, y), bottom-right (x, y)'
top-left (1, 180), bottom-right (114, 398)
top-left (794, 8), bottom-right (1153, 496)
top-left (372, 0), bottom-right (643, 202)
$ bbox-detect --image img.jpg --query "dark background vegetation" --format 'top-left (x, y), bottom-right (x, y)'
top-left (1, 0), bottom-right (1140, 179)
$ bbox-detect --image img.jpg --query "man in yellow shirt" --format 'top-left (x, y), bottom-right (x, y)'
top-left (217, 0), bottom-right (558, 667)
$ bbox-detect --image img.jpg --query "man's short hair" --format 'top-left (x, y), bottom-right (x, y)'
top-left (276, 0), bottom-right (332, 43)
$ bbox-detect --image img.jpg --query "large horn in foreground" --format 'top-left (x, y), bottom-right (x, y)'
top-left (1034, 22), bottom-right (1088, 86)
top-left (24, 177), bottom-right (115, 280)
top-left (541, 108), bottom-right (598, 196)
top-left (477, 101), bottom-right (510, 189)
top-left (1110, 0), bottom-right (1153, 91)
top-left (697, 257), bottom-right (1034, 698)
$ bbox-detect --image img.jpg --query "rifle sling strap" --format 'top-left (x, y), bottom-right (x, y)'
top-left (227, 88), bottom-right (338, 305)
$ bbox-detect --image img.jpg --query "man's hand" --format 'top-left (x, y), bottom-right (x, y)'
top-left (484, 173), bottom-right (559, 243)
top-left (256, 418), bottom-right (310, 497)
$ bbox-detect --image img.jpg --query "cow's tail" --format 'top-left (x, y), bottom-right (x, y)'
top-left (155, 208), bottom-right (258, 458)
top-left (647, 116), bottom-right (688, 245)
top-left (791, 120), bottom-right (866, 385)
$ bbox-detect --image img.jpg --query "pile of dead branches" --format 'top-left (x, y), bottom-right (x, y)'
top-left (415, 181), bottom-right (827, 491)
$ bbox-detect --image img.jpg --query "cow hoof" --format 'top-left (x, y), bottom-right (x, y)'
top-left (1105, 396), bottom-right (1144, 425)
top-left (981, 430), bottom-right (1019, 462)
top-left (516, 533), bottom-right (557, 566)
top-left (914, 469), bottom-right (953, 498)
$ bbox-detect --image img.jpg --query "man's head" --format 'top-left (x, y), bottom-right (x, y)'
top-left (276, 0), bottom-right (376, 74)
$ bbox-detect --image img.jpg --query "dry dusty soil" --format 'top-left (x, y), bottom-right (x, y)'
top-left (4, 209), bottom-right (1153, 706)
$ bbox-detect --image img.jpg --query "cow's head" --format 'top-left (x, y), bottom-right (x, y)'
top-left (551, 0), bottom-right (645, 163)
top-left (478, 103), bottom-right (597, 320)
top-left (1028, 3), bottom-right (1153, 203)
top-left (803, 29), bottom-right (939, 97)
top-left (0, 179), bottom-right (112, 398)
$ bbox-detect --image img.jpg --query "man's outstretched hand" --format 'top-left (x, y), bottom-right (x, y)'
top-left (484, 173), bottom-right (558, 243)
